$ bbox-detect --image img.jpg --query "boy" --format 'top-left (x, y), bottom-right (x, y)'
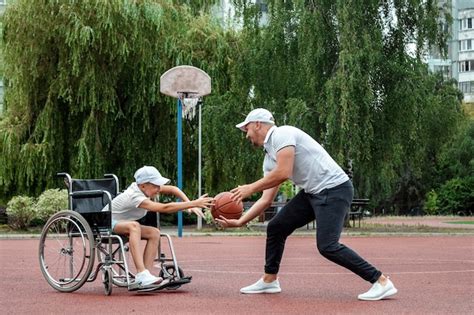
top-left (106, 165), bottom-right (213, 286)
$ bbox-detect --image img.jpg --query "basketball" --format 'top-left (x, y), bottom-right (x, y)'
top-left (211, 192), bottom-right (243, 220)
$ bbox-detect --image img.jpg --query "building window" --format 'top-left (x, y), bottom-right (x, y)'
top-left (459, 60), bottom-right (474, 72)
top-left (459, 39), bottom-right (473, 51)
top-left (434, 65), bottom-right (450, 76)
top-left (459, 81), bottom-right (474, 94)
top-left (255, 0), bottom-right (268, 13)
top-left (460, 18), bottom-right (474, 30)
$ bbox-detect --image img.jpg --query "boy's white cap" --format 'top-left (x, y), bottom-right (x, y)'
top-left (235, 108), bottom-right (275, 131)
top-left (134, 166), bottom-right (170, 186)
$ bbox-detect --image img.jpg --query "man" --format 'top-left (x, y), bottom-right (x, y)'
top-left (105, 166), bottom-right (213, 286)
top-left (216, 108), bottom-right (397, 300)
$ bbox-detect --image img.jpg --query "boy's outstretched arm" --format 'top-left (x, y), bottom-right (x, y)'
top-left (139, 193), bottom-right (213, 215)
top-left (158, 185), bottom-right (209, 218)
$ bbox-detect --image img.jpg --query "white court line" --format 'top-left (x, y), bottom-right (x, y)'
top-left (185, 269), bottom-right (474, 275)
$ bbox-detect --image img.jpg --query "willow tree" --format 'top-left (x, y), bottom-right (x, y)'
top-left (226, 0), bottom-right (464, 212)
top-left (0, 0), bottom-right (236, 199)
top-left (1, 0), bottom-right (466, 214)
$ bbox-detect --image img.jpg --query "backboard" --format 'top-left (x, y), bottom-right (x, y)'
top-left (160, 65), bottom-right (211, 99)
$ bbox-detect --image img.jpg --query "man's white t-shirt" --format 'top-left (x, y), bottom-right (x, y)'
top-left (103, 182), bottom-right (149, 222)
top-left (263, 125), bottom-right (349, 194)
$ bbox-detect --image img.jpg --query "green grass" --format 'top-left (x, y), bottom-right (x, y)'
top-left (462, 102), bottom-right (474, 118)
top-left (443, 221), bottom-right (474, 225)
top-left (1, 217), bottom-right (474, 236)
top-left (0, 224), bottom-right (43, 234)
top-left (347, 223), bottom-right (473, 233)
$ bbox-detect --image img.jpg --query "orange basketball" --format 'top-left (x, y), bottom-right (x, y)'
top-left (211, 192), bottom-right (243, 220)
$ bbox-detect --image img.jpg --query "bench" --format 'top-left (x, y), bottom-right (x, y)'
top-left (243, 201), bottom-right (287, 222)
top-left (348, 198), bottom-right (370, 228)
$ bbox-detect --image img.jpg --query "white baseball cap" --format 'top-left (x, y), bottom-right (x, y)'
top-left (235, 108), bottom-right (275, 131)
top-left (134, 166), bottom-right (170, 186)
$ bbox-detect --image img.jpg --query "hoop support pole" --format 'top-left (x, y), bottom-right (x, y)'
top-left (177, 98), bottom-right (183, 237)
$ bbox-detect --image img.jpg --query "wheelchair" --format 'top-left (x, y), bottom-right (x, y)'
top-left (38, 173), bottom-right (191, 295)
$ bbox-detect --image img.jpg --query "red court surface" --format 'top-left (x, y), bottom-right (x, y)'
top-left (1, 235), bottom-right (473, 314)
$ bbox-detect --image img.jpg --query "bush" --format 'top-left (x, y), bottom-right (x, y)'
top-left (279, 180), bottom-right (296, 200)
top-left (423, 190), bottom-right (439, 215)
top-left (204, 209), bottom-right (215, 226)
top-left (437, 177), bottom-right (474, 215)
top-left (6, 196), bottom-right (36, 229)
top-left (0, 205), bottom-right (7, 224)
top-left (35, 189), bottom-right (68, 222)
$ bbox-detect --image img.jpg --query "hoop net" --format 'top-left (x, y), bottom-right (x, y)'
top-left (178, 92), bottom-right (199, 120)
top-left (183, 98), bottom-right (199, 120)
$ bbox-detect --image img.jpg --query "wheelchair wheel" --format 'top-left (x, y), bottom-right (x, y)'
top-left (102, 268), bottom-right (113, 296)
top-left (97, 242), bottom-right (134, 287)
top-left (38, 210), bottom-right (95, 292)
top-left (159, 263), bottom-right (184, 290)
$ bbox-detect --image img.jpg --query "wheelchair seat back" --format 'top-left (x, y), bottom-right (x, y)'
top-left (64, 175), bottom-right (119, 233)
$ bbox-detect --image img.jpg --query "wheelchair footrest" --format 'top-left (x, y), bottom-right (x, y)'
top-left (136, 280), bottom-right (175, 292)
top-left (173, 276), bottom-right (192, 285)
top-left (135, 277), bottom-right (192, 292)
top-left (127, 282), bottom-right (142, 291)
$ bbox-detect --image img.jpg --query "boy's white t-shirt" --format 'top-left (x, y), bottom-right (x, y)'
top-left (103, 182), bottom-right (149, 222)
top-left (263, 125), bottom-right (349, 194)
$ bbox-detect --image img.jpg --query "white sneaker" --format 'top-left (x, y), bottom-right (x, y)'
top-left (135, 269), bottom-right (163, 286)
top-left (240, 278), bottom-right (281, 294)
top-left (358, 278), bottom-right (398, 301)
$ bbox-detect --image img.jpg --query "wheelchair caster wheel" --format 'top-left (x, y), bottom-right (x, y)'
top-left (159, 263), bottom-right (185, 290)
top-left (103, 268), bottom-right (113, 296)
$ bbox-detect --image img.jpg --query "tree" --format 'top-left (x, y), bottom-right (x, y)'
top-left (0, 0), bottom-right (236, 199)
top-left (1, 0), bottom-right (468, 216)
top-left (227, 0), bottom-right (463, 213)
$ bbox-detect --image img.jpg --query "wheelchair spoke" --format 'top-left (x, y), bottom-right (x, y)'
top-left (39, 211), bottom-right (95, 292)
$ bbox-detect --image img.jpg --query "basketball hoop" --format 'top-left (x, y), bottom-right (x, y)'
top-left (160, 65), bottom-right (211, 235)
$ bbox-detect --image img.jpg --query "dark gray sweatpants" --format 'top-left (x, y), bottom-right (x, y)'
top-left (265, 180), bottom-right (382, 283)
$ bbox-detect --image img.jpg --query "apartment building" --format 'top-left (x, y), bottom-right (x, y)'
top-left (427, 0), bottom-right (474, 103)
top-left (456, 4), bottom-right (474, 103)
